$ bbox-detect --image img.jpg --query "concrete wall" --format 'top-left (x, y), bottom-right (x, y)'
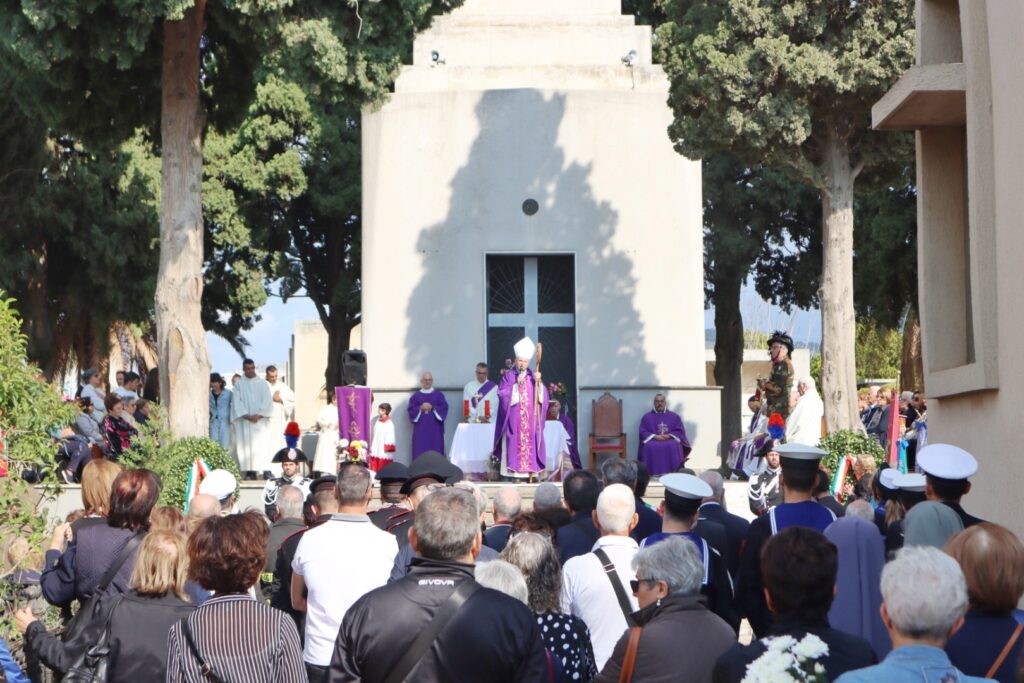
top-left (288, 321), bottom-right (330, 429)
top-left (875, 0), bottom-right (1024, 533)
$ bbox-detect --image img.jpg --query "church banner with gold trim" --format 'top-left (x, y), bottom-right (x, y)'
top-left (336, 386), bottom-right (372, 444)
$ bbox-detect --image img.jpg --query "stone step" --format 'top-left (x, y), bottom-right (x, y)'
top-left (394, 64), bottom-right (669, 94)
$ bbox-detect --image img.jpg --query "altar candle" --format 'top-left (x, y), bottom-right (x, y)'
top-left (464, 400), bottom-right (470, 418)
top-left (484, 400), bottom-right (490, 418)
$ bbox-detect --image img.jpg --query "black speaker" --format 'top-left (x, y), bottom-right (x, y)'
top-left (341, 349), bottom-right (368, 385)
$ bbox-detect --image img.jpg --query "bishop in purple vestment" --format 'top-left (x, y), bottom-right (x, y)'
top-left (407, 371), bottom-right (448, 458)
top-left (547, 399), bottom-right (582, 469)
top-left (493, 338), bottom-right (549, 474)
top-left (637, 393), bottom-right (691, 475)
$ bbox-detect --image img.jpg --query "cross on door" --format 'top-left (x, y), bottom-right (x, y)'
top-left (487, 257), bottom-right (575, 340)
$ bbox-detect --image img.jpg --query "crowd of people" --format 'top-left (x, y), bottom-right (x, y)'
top-left (3, 431), bottom-right (1023, 683)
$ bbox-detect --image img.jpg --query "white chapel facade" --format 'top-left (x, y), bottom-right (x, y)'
top-left (360, 0), bottom-right (721, 468)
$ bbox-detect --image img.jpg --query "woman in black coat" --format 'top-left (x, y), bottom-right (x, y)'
top-left (16, 530), bottom-right (196, 682)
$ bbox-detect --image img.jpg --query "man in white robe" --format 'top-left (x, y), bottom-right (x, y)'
top-left (230, 359), bottom-right (275, 477)
top-left (785, 377), bottom-right (825, 446)
top-left (266, 365), bottom-right (296, 476)
top-left (461, 362), bottom-right (498, 423)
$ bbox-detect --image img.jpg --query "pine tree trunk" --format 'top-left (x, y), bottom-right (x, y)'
top-left (155, 0), bottom-right (210, 438)
top-left (819, 131), bottom-right (860, 432)
top-left (713, 272), bottom-right (744, 469)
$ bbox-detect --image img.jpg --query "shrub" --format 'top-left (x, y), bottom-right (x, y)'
top-left (150, 437), bottom-right (240, 510)
top-left (819, 430), bottom-right (886, 501)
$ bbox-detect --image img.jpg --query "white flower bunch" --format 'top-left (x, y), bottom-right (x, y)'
top-left (742, 634), bottom-right (829, 683)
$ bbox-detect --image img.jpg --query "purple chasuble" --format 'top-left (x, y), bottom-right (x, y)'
top-left (557, 413), bottom-right (582, 469)
top-left (407, 389), bottom-right (448, 458)
top-left (492, 369), bottom-right (549, 472)
top-left (637, 410), bottom-right (691, 476)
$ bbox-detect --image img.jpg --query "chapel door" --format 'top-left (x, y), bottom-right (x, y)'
top-left (485, 255), bottom-right (577, 420)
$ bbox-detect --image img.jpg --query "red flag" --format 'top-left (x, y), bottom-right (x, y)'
top-left (887, 388), bottom-right (901, 467)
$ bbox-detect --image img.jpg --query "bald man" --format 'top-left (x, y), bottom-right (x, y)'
top-left (407, 372), bottom-right (448, 458)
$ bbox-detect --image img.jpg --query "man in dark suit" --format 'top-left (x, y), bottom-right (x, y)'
top-left (556, 470), bottom-right (602, 565)
top-left (697, 470), bottom-right (750, 579)
top-left (713, 528), bottom-right (876, 682)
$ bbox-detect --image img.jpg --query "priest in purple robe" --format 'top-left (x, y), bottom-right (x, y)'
top-left (493, 337), bottom-right (549, 477)
top-left (547, 399), bottom-right (582, 469)
top-left (637, 393), bottom-right (691, 475)
top-left (407, 371), bottom-right (448, 459)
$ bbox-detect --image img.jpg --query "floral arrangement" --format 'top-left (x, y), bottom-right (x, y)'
top-left (337, 438), bottom-right (368, 463)
top-left (547, 382), bottom-right (567, 401)
top-left (488, 450), bottom-right (502, 481)
top-left (767, 413), bottom-right (785, 441)
top-left (742, 634), bottom-right (829, 683)
top-left (819, 430), bottom-right (886, 503)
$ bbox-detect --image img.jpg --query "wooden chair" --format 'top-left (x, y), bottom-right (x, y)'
top-left (588, 392), bottom-right (627, 472)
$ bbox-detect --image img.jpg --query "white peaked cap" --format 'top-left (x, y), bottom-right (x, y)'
top-left (917, 444), bottom-right (979, 480)
top-left (513, 337), bottom-right (536, 361)
top-left (878, 468), bottom-right (902, 491)
top-left (660, 473), bottom-right (713, 500)
top-left (894, 472), bottom-right (927, 492)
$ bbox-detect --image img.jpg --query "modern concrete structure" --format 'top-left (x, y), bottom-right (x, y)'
top-left (360, 0), bottom-right (719, 469)
top-left (874, 1), bottom-right (1022, 531)
top-left (287, 320), bottom-right (331, 428)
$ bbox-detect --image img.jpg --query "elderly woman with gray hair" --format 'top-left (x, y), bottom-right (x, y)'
top-left (501, 532), bottom-right (598, 681)
top-left (596, 536), bottom-right (736, 683)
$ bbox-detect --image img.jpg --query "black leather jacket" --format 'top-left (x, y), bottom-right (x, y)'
top-left (329, 558), bottom-right (548, 682)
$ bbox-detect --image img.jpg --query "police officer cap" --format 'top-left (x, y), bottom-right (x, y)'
top-left (877, 468), bottom-right (901, 492)
top-left (199, 469), bottom-right (237, 501)
top-left (917, 444), bottom-right (978, 481)
top-left (400, 451), bottom-right (458, 495)
top-left (660, 473), bottom-right (712, 501)
top-left (309, 475), bottom-right (337, 495)
top-left (271, 447), bottom-right (309, 464)
top-left (894, 472), bottom-right (926, 492)
top-left (775, 443), bottom-right (827, 471)
top-left (375, 461), bottom-right (409, 483)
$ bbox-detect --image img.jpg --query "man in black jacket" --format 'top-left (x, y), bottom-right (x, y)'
top-left (697, 470), bottom-right (750, 579)
top-left (329, 487), bottom-right (548, 682)
top-left (713, 528), bottom-right (876, 682)
top-left (556, 470), bottom-right (603, 565)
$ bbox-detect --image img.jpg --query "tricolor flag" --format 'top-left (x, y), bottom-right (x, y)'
top-left (830, 454), bottom-right (852, 498)
top-left (184, 458), bottom-right (212, 512)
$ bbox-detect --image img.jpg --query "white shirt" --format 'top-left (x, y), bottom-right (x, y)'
top-left (560, 535), bottom-right (639, 671)
top-left (112, 386), bottom-right (138, 400)
top-left (292, 514), bottom-right (398, 665)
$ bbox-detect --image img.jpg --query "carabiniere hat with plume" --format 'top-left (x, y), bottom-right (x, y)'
top-left (767, 330), bottom-right (794, 354)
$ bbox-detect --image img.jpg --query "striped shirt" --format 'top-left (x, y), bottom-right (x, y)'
top-left (165, 593), bottom-right (305, 683)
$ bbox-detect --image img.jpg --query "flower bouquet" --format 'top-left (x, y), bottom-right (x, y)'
top-left (336, 439), bottom-right (369, 464)
top-left (547, 382), bottom-right (567, 401)
top-left (742, 634), bottom-right (829, 683)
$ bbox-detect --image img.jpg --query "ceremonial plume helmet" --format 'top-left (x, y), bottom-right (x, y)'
top-left (767, 330), bottom-right (794, 354)
top-left (513, 337), bottom-right (536, 362)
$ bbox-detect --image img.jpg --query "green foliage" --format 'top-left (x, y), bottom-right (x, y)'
top-left (855, 319), bottom-right (901, 381)
top-left (149, 437), bottom-right (240, 510)
top-left (0, 292), bottom-right (76, 604)
top-left (655, 0), bottom-right (915, 185)
top-left (125, 403), bottom-right (173, 469)
top-left (809, 353), bottom-right (822, 392)
top-left (819, 429), bottom-right (886, 500)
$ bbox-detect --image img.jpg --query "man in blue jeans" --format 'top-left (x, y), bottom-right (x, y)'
top-left (835, 546), bottom-right (988, 683)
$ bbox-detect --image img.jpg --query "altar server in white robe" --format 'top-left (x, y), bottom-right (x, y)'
top-left (462, 362), bottom-right (498, 423)
top-left (312, 390), bottom-right (340, 475)
top-left (230, 359), bottom-right (275, 476)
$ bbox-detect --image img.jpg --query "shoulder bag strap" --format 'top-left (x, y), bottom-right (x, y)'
top-left (181, 617), bottom-right (228, 683)
top-left (618, 626), bottom-right (643, 683)
top-left (382, 579), bottom-right (483, 683)
top-left (593, 548), bottom-right (637, 627)
top-left (96, 532), bottom-right (144, 593)
top-left (986, 622), bottom-right (1024, 678)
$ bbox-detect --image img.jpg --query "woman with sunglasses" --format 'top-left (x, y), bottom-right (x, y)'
top-left (596, 537), bottom-right (736, 683)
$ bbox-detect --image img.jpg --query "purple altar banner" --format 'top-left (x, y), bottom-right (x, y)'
top-left (337, 386), bottom-right (372, 444)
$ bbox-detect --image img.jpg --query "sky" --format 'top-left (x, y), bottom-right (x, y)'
top-left (208, 281), bottom-right (822, 377)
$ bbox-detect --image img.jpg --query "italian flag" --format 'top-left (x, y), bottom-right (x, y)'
top-left (183, 458), bottom-right (212, 512)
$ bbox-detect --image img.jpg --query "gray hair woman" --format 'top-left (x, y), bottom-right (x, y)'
top-left (501, 532), bottom-right (597, 681)
top-left (596, 537), bottom-right (737, 682)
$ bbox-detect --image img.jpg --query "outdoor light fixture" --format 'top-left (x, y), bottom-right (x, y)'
top-left (431, 50), bottom-right (446, 66)
top-left (621, 50), bottom-right (638, 66)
